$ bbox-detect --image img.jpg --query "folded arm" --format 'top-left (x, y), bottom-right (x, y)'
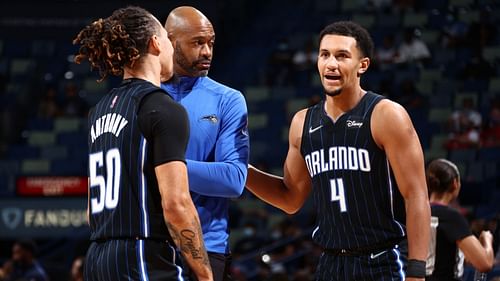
top-left (187, 93), bottom-right (249, 198)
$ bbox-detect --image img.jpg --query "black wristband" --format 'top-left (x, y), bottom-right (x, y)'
top-left (406, 259), bottom-right (426, 278)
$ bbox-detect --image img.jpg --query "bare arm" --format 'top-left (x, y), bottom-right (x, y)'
top-left (246, 109), bottom-right (312, 214)
top-left (155, 161), bottom-right (212, 281)
top-left (372, 100), bottom-right (430, 280)
top-left (458, 231), bottom-right (494, 272)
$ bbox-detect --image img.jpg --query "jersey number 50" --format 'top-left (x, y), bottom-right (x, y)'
top-left (89, 148), bottom-right (121, 214)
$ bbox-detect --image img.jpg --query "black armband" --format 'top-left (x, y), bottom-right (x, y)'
top-left (406, 259), bottom-right (426, 278)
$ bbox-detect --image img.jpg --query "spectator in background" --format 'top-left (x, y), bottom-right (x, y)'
top-left (466, 9), bottom-right (498, 51)
top-left (375, 34), bottom-right (398, 70)
top-left (394, 78), bottom-right (427, 112)
top-left (4, 239), bottom-right (49, 281)
top-left (396, 28), bottom-right (431, 66)
top-left (392, 0), bottom-right (417, 13)
top-left (60, 82), bottom-right (88, 117)
top-left (0, 260), bottom-right (13, 281)
top-left (459, 49), bottom-right (495, 81)
top-left (425, 159), bottom-right (494, 280)
top-left (292, 39), bottom-right (318, 88)
top-left (441, 10), bottom-right (468, 49)
top-left (446, 96), bottom-right (482, 149)
top-left (69, 256), bottom-right (84, 281)
top-left (37, 86), bottom-right (60, 119)
top-left (480, 97), bottom-right (500, 148)
top-left (266, 37), bottom-right (294, 86)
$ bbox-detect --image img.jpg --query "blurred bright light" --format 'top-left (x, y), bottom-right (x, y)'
top-left (64, 71), bottom-right (74, 80)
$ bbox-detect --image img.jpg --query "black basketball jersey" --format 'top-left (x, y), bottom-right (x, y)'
top-left (88, 79), bottom-right (172, 242)
top-left (426, 204), bottom-right (471, 281)
top-left (300, 92), bottom-right (406, 250)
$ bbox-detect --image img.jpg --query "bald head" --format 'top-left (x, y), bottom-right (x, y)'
top-left (165, 6), bottom-right (213, 37)
top-left (164, 6), bottom-right (215, 77)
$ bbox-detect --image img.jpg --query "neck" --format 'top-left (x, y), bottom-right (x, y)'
top-left (123, 55), bottom-right (161, 87)
top-left (429, 193), bottom-right (454, 205)
top-left (324, 87), bottom-right (365, 120)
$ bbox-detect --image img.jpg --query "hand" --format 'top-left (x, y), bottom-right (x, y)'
top-left (479, 230), bottom-right (493, 247)
top-left (405, 278), bottom-right (424, 281)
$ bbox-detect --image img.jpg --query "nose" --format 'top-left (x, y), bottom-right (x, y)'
top-left (325, 56), bottom-right (338, 69)
top-left (200, 43), bottom-right (212, 59)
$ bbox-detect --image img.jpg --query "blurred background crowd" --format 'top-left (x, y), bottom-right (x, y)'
top-left (0, 0), bottom-right (499, 280)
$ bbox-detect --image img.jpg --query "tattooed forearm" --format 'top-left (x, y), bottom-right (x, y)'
top-left (165, 220), bottom-right (210, 266)
top-left (180, 229), bottom-right (203, 259)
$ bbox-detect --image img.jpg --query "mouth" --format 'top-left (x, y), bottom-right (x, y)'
top-left (324, 74), bottom-right (341, 81)
top-left (196, 60), bottom-right (211, 70)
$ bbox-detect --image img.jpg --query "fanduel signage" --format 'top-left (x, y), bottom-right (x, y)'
top-left (0, 198), bottom-right (89, 238)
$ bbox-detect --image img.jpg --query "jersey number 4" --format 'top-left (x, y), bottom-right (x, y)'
top-left (89, 148), bottom-right (121, 214)
top-left (330, 178), bottom-right (347, 212)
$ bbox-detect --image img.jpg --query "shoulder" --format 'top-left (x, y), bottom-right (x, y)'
top-left (289, 108), bottom-right (309, 147)
top-left (371, 97), bottom-right (415, 146)
top-left (140, 90), bottom-right (186, 118)
top-left (198, 77), bottom-right (247, 114)
top-left (143, 90), bottom-right (177, 107)
top-left (433, 205), bottom-right (466, 221)
top-left (372, 98), bottom-right (411, 129)
top-left (291, 108), bottom-right (308, 125)
top-left (198, 77), bottom-right (244, 98)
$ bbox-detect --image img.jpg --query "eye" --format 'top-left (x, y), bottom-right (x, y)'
top-left (319, 52), bottom-right (329, 59)
top-left (336, 53), bottom-right (349, 59)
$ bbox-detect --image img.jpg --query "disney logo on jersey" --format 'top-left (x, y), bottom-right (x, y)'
top-left (201, 114), bottom-right (218, 123)
top-left (346, 119), bottom-right (363, 128)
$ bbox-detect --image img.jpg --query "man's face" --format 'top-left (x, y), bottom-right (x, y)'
top-left (12, 244), bottom-right (27, 263)
top-left (172, 23), bottom-right (215, 77)
top-left (317, 34), bottom-right (368, 96)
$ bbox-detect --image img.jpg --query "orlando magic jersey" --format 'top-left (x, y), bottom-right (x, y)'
top-left (301, 92), bottom-right (406, 250)
top-left (88, 79), bottom-right (172, 242)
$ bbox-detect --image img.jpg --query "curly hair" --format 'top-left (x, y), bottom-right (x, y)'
top-left (73, 6), bottom-right (160, 81)
top-left (426, 158), bottom-right (460, 194)
top-left (319, 21), bottom-right (374, 59)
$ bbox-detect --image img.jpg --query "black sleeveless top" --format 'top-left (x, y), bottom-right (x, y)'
top-left (88, 79), bottom-right (175, 242)
top-left (300, 92), bottom-right (406, 249)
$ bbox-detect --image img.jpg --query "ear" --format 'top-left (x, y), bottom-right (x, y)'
top-left (149, 35), bottom-right (161, 56)
top-left (451, 178), bottom-right (461, 192)
top-left (358, 57), bottom-right (370, 75)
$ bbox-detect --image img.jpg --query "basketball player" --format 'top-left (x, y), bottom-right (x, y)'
top-left (161, 6), bottom-right (249, 281)
top-left (425, 158), bottom-right (494, 280)
top-left (73, 6), bottom-right (212, 280)
top-left (246, 21), bottom-right (430, 280)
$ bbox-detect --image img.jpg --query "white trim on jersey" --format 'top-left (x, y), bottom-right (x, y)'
top-left (386, 159), bottom-right (405, 236)
top-left (140, 137), bottom-right (150, 237)
top-left (169, 244), bottom-right (185, 281)
top-left (392, 246), bottom-right (406, 280)
top-left (312, 226), bottom-right (320, 240)
top-left (138, 240), bottom-right (150, 281)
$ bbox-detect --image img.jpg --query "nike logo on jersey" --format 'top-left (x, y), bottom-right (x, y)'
top-left (309, 125), bottom-right (323, 134)
top-left (201, 114), bottom-right (218, 123)
top-left (346, 120), bottom-right (363, 128)
top-left (370, 249), bottom-right (388, 259)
